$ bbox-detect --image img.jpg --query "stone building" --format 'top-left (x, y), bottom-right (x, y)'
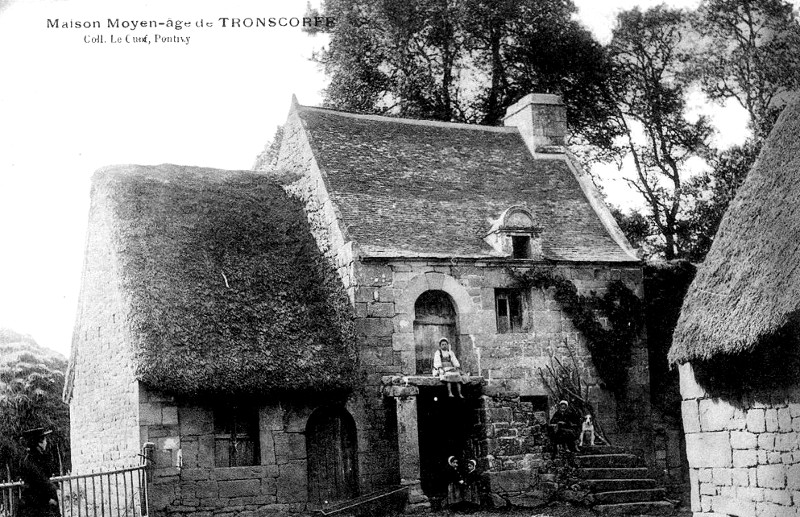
top-left (66, 94), bottom-right (657, 515)
top-left (670, 102), bottom-right (800, 517)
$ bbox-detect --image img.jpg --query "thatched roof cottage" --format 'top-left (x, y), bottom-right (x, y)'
top-left (66, 164), bottom-right (358, 514)
top-left (69, 94), bottom-right (665, 515)
top-left (670, 102), bottom-right (800, 517)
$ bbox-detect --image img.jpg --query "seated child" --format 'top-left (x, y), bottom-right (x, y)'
top-left (432, 338), bottom-right (464, 398)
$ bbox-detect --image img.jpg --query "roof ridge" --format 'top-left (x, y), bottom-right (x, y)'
top-left (298, 104), bottom-right (520, 134)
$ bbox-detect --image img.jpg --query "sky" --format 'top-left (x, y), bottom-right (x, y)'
top-left (0, 0), bottom-right (755, 357)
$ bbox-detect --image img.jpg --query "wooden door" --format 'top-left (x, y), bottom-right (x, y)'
top-left (414, 290), bottom-right (458, 374)
top-left (306, 407), bottom-right (358, 505)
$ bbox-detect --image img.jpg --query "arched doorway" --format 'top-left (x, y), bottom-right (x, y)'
top-left (414, 290), bottom-right (458, 374)
top-left (306, 406), bottom-right (359, 505)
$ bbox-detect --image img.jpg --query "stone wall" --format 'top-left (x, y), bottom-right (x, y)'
top-left (477, 388), bottom-right (548, 502)
top-left (679, 363), bottom-right (800, 517)
top-left (353, 259), bottom-right (652, 460)
top-left (140, 386), bottom-right (390, 516)
top-left (68, 192), bottom-right (141, 473)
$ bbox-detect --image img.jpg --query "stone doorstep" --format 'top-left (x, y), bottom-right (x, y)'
top-left (579, 479), bottom-right (657, 491)
top-left (575, 454), bottom-right (642, 468)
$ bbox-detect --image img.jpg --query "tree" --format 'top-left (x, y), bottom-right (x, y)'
top-left (603, 7), bottom-right (713, 260)
top-left (679, 140), bottom-right (759, 260)
top-left (689, 0), bottom-right (800, 140)
top-left (0, 328), bottom-right (69, 479)
top-left (307, 0), bottom-right (620, 145)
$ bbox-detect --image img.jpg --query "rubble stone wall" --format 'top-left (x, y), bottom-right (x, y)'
top-left (140, 387), bottom-right (383, 516)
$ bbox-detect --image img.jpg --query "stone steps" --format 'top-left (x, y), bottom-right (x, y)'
top-left (594, 501), bottom-right (676, 516)
top-left (590, 488), bottom-right (666, 505)
top-left (577, 467), bottom-right (650, 479)
top-left (571, 445), bottom-right (674, 515)
top-left (579, 478), bottom-right (657, 491)
top-left (575, 453), bottom-right (641, 468)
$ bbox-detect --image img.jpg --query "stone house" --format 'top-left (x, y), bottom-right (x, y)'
top-left (66, 94), bottom-right (658, 516)
top-left (258, 94), bottom-right (656, 505)
top-left (670, 101), bottom-right (800, 517)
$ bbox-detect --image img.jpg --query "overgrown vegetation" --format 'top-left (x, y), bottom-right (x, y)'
top-left (0, 328), bottom-right (69, 479)
top-left (538, 342), bottom-right (609, 445)
top-left (508, 267), bottom-right (643, 392)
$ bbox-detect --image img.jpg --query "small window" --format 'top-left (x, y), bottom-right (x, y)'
top-left (495, 289), bottom-right (524, 333)
top-left (214, 405), bottom-right (260, 467)
top-left (511, 236), bottom-right (531, 258)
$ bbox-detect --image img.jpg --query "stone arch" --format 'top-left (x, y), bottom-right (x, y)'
top-left (306, 406), bottom-right (359, 504)
top-left (396, 272), bottom-right (476, 372)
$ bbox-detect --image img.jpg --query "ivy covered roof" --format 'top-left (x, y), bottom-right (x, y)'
top-left (72, 164), bottom-right (356, 396)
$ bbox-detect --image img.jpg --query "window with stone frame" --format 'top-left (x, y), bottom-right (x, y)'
top-left (495, 288), bottom-right (525, 333)
top-left (213, 405), bottom-right (260, 467)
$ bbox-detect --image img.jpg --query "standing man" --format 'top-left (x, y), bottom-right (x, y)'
top-left (19, 428), bottom-right (60, 517)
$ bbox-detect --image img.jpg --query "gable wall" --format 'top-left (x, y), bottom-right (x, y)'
top-left (679, 363), bottom-right (800, 517)
top-left (69, 193), bottom-right (140, 473)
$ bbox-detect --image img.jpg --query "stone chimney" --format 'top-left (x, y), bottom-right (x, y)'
top-left (503, 93), bottom-right (567, 154)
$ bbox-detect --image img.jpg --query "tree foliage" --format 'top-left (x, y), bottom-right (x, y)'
top-left (0, 328), bottom-right (69, 479)
top-left (308, 0), bottom-right (620, 145)
top-left (689, 0), bottom-right (800, 140)
top-left (603, 7), bottom-right (713, 260)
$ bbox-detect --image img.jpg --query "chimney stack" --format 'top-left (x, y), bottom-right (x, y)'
top-left (503, 94), bottom-right (567, 154)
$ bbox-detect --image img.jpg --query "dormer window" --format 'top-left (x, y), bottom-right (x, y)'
top-left (511, 236), bottom-right (531, 259)
top-left (484, 206), bottom-right (542, 259)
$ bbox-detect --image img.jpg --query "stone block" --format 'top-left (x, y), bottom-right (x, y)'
top-left (276, 462), bottom-right (308, 503)
top-left (756, 465), bottom-right (786, 489)
top-left (700, 398), bottom-right (736, 432)
top-left (218, 479), bottom-right (260, 499)
top-left (731, 431), bottom-right (758, 449)
top-left (765, 409), bottom-right (779, 432)
top-left (368, 302), bottom-right (395, 318)
top-left (746, 409), bottom-right (766, 433)
top-left (686, 432), bottom-right (733, 468)
top-left (699, 468), bottom-right (713, 483)
top-left (679, 363), bottom-right (706, 399)
top-left (764, 489), bottom-right (792, 506)
top-left (714, 496), bottom-right (756, 517)
top-left (682, 400), bottom-right (701, 433)
top-left (140, 403), bottom-right (162, 426)
top-left (787, 464), bottom-right (800, 489)
top-left (713, 468), bottom-right (732, 486)
top-left (690, 468), bottom-right (701, 511)
top-left (484, 469), bottom-right (535, 493)
top-left (734, 450), bottom-right (758, 468)
top-left (162, 406), bottom-right (179, 426)
top-left (179, 407), bottom-right (212, 435)
top-left (777, 408), bottom-right (793, 432)
top-left (732, 468), bottom-right (750, 487)
top-left (758, 433), bottom-right (776, 450)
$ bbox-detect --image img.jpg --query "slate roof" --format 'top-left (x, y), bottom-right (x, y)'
top-left (670, 101), bottom-right (800, 364)
top-left (295, 106), bottom-right (636, 262)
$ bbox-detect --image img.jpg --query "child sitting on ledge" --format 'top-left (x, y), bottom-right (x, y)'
top-left (432, 338), bottom-right (464, 398)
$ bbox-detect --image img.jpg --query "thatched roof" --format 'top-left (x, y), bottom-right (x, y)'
top-left (670, 102), bottom-right (800, 364)
top-left (288, 105), bottom-right (637, 262)
top-left (73, 164), bottom-right (356, 396)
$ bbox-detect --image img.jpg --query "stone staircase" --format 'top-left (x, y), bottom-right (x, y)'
top-left (574, 445), bottom-right (674, 516)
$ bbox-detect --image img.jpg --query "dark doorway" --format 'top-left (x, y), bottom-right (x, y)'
top-left (414, 290), bottom-right (458, 374)
top-left (306, 406), bottom-right (359, 504)
top-left (417, 387), bottom-right (478, 499)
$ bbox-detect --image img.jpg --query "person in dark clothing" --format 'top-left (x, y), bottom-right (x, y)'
top-left (547, 400), bottom-right (580, 457)
top-left (19, 428), bottom-right (60, 517)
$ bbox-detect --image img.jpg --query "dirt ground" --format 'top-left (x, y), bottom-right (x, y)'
top-left (402, 500), bottom-right (694, 517)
